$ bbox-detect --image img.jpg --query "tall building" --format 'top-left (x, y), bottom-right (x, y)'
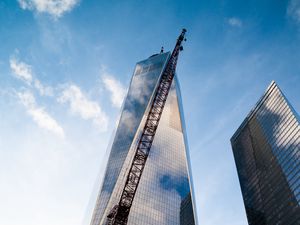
top-left (90, 52), bottom-right (197, 225)
top-left (231, 81), bottom-right (300, 225)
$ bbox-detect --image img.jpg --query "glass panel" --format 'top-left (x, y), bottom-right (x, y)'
top-left (231, 82), bottom-right (300, 225)
top-left (90, 53), bottom-right (197, 225)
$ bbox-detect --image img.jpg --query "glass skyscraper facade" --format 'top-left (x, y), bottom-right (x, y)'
top-left (231, 81), bottom-right (300, 225)
top-left (90, 52), bottom-right (197, 225)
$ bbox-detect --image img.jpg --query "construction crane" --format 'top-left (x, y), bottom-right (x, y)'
top-left (106, 29), bottom-right (187, 225)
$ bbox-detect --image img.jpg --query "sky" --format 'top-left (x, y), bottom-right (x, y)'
top-left (0, 0), bottom-right (300, 225)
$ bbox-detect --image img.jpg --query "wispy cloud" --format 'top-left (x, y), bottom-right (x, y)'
top-left (9, 56), bottom-right (109, 133)
top-left (119, 109), bottom-right (135, 132)
top-left (18, 0), bottom-right (79, 18)
top-left (58, 84), bottom-right (109, 131)
top-left (101, 70), bottom-right (126, 108)
top-left (10, 57), bottom-right (33, 84)
top-left (228, 17), bottom-right (243, 27)
top-left (130, 75), bottom-right (154, 104)
top-left (17, 91), bottom-right (65, 138)
top-left (287, 0), bottom-right (300, 23)
top-left (10, 57), bottom-right (53, 96)
top-left (34, 79), bottom-right (54, 96)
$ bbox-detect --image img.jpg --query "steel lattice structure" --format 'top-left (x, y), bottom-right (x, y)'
top-left (106, 29), bottom-right (187, 225)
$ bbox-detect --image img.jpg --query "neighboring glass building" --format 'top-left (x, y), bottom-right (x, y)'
top-left (231, 81), bottom-right (300, 225)
top-left (90, 52), bottom-right (198, 225)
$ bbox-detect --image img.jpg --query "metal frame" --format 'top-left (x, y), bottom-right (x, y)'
top-left (106, 29), bottom-right (187, 225)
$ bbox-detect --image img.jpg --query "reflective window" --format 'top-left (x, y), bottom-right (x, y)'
top-left (90, 53), bottom-right (197, 225)
top-left (231, 82), bottom-right (300, 225)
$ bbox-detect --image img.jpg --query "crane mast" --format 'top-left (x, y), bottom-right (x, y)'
top-left (106, 29), bottom-right (187, 225)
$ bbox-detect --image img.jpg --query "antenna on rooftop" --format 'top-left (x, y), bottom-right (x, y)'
top-left (160, 46), bottom-right (164, 53)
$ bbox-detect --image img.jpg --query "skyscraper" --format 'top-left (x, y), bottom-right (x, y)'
top-left (90, 51), bottom-right (197, 225)
top-left (231, 81), bottom-right (300, 225)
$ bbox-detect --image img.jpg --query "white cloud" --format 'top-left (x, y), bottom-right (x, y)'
top-left (228, 17), bottom-right (243, 27)
top-left (10, 57), bottom-right (33, 84)
top-left (18, 0), bottom-right (79, 18)
top-left (10, 57), bottom-right (53, 96)
top-left (34, 79), bottom-right (54, 96)
top-left (120, 109), bottom-right (135, 132)
top-left (287, 0), bottom-right (300, 23)
top-left (101, 72), bottom-right (126, 108)
top-left (0, 102), bottom-right (109, 225)
top-left (58, 85), bottom-right (108, 131)
top-left (17, 91), bottom-right (65, 138)
top-left (130, 75), bottom-right (153, 104)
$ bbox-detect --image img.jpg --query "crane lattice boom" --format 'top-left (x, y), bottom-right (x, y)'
top-left (106, 29), bottom-right (187, 225)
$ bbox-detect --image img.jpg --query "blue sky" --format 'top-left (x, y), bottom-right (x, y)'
top-left (1, 0), bottom-right (300, 225)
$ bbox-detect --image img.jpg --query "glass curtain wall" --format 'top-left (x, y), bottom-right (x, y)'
top-left (90, 52), bottom-right (197, 225)
top-left (231, 81), bottom-right (300, 225)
